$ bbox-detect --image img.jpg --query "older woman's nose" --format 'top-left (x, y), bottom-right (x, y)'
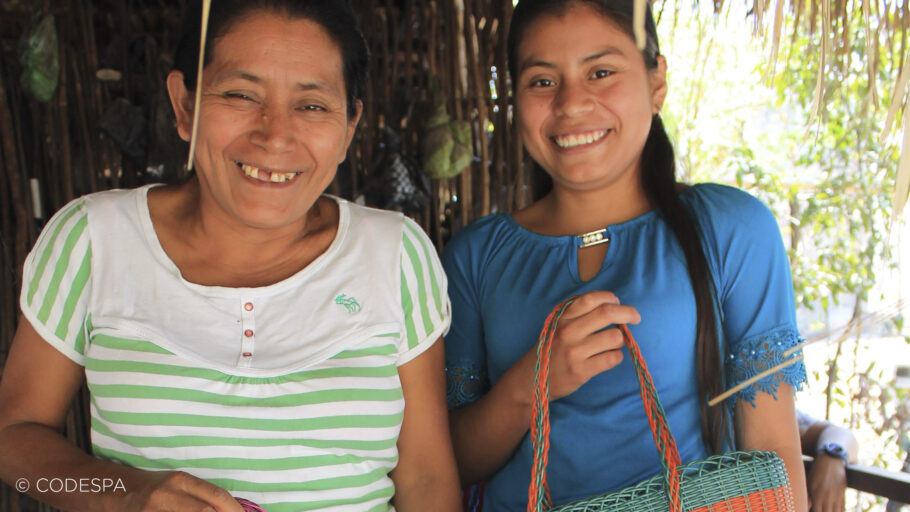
top-left (555, 81), bottom-right (595, 118)
top-left (251, 107), bottom-right (297, 152)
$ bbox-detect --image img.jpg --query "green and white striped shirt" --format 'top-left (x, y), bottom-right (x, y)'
top-left (20, 186), bottom-right (450, 512)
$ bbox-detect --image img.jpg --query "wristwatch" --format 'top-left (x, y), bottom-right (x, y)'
top-left (817, 442), bottom-right (849, 465)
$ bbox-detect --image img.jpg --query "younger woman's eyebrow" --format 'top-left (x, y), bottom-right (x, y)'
top-left (519, 47), bottom-right (625, 74)
top-left (583, 47), bottom-right (624, 62)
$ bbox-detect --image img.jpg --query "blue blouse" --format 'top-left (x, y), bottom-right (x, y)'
top-left (442, 183), bottom-right (806, 510)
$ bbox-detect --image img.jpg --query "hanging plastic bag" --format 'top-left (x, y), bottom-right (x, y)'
top-left (365, 127), bottom-right (430, 214)
top-left (420, 94), bottom-right (473, 180)
top-left (18, 13), bottom-right (59, 103)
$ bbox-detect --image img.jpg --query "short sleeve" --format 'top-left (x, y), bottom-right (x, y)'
top-left (441, 227), bottom-right (490, 408)
top-left (19, 198), bottom-right (92, 366)
top-left (397, 217), bottom-right (451, 366)
top-left (690, 185), bottom-right (807, 408)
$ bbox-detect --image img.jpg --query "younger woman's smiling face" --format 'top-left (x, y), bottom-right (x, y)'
top-left (168, 10), bottom-right (361, 230)
top-left (514, 3), bottom-right (666, 195)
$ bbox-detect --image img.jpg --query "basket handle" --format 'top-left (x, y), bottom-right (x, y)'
top-left (528, 298), bottom-right (683, 512)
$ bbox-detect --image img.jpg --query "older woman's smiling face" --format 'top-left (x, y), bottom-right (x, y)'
top-left (169, 11), bottom-right (361, 230)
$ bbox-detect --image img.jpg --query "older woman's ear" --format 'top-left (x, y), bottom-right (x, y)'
top-left (340, 99), bottom-right (364, 163)
top-left (166, 70), bottom-right (194, 142)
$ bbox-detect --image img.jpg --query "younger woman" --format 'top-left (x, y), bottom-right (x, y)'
top-left (443, 1), bottom-right (809, 510)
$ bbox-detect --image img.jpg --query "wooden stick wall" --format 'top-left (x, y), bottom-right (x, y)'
top-left (0, 1), bottom-right (524, 509)
top-left (347, 0), bottom-right (528, 247)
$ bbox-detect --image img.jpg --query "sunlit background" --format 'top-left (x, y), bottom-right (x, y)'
top-left (655, 2), bottom-right (909, 509)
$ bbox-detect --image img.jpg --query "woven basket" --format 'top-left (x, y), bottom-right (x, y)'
top-left (528, 298), bottom-right (796, 512)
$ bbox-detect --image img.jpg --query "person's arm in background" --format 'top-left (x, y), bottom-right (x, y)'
top-left (797, 410), bottom-right (859, 512)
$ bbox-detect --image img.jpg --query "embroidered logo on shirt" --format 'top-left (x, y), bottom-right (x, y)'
top-left (334, 294), bottom-right (362, 313)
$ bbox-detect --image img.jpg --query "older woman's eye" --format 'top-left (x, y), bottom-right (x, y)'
top-left (299, 104), bottom-right (328, 112)
top-left (224, 92), bottom-right (255, 101)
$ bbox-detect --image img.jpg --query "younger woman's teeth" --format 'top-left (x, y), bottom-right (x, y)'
top-left (239, 163), bottom-right (301, 183)
top-left (554, 130), bottom-right (608, 148)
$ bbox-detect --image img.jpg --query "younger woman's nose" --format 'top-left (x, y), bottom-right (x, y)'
top-left (554, 81), bottom-right (595, 118)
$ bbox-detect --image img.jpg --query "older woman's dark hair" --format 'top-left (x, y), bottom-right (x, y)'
top-left (507, 0), bottom-right (729, 456)
top-left (173, 0), bottom-right (369, 118)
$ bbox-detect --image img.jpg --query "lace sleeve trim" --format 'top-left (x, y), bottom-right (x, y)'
top-left (725, 325), bottom-right (807, 409)
top-left (446, 361), bottom-right (489, 408)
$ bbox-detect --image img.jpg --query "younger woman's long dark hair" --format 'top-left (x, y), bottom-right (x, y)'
top-left (508, 0), bottom-right (729, 455)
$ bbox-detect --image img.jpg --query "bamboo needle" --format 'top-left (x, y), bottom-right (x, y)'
top-left (707, 353), bottom-right (805, 407)
top-left (186, 0), bottom-right (211, 172)
top-left (633, 0), bottom-right (646, 50)
top-left (708, 299), bottom-right (904, 407)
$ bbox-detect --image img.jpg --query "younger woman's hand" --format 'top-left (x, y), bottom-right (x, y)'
top-left (537, 291), bottom-right (641, 400)
top-left (118, 470), bottom-right (244, 512)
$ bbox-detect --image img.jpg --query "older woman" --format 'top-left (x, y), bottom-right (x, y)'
top-left (0, 1), bottom-right (460, 511)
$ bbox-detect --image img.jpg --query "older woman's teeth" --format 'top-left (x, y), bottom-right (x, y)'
top-left (240, 163), bottom-right (300, 183)
top-left (555, 130), bottom-right (607, 148)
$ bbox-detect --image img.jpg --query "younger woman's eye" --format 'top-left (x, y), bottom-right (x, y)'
top-left (529, 78), bottom-right (554, 88)
top-left (591, 69), bottom-right (614, 79)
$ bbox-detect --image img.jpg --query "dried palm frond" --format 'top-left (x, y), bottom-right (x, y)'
top-left (678, 0), bottom-right (910, 218)
top-left (894, 105), bottom-right (910, 220)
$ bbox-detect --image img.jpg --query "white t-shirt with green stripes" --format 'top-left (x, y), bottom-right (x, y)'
top-left (20, 185), bottom-right (450, 512)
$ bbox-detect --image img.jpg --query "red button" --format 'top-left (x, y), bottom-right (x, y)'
top-left (244, 302), bottom-right (254, 311)
top-left (244, 329), bottom-right (254, 337)
top-left (242, 352), bottom-right (252, 357)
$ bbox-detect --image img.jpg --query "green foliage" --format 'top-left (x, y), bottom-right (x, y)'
top-left (739, 5), bottom-right (906, 509)
top-left (17, 14), bottom-right (59, 103)
top-left (753, 10), bottom-right (898, 308)
top-left (655, 2), bottom-right (907, 506)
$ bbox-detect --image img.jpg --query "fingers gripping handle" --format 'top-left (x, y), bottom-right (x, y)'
top-left (529, 299), bottom-right (683, 512)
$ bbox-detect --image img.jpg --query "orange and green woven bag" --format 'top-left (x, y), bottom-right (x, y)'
top-left (528, 298), bottom-right (796, 512)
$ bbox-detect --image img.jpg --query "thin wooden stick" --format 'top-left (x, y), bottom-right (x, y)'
top-left (709, 299), bottom-right (905, 407)
top-left (708, 354), bottom-right (805, 407)
top-left (186, 0), bottom-right (211, 172)
top-left (633, 0), bottom-right (647, 50)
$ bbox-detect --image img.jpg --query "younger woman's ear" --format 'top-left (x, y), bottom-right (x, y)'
top-left (166, 70), bottom-right (194, 142)
top-left (650, 55), bottom-right (668, 115)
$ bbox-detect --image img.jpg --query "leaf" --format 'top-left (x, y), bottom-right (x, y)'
top-left (892, 104), bottom-right (910, 220)
top-left (806, 1), bottom-right (831, 128)
top-left (882, 49), bottom-right (910, 144)
top-left (765, 0), bottom-right (785, 83)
